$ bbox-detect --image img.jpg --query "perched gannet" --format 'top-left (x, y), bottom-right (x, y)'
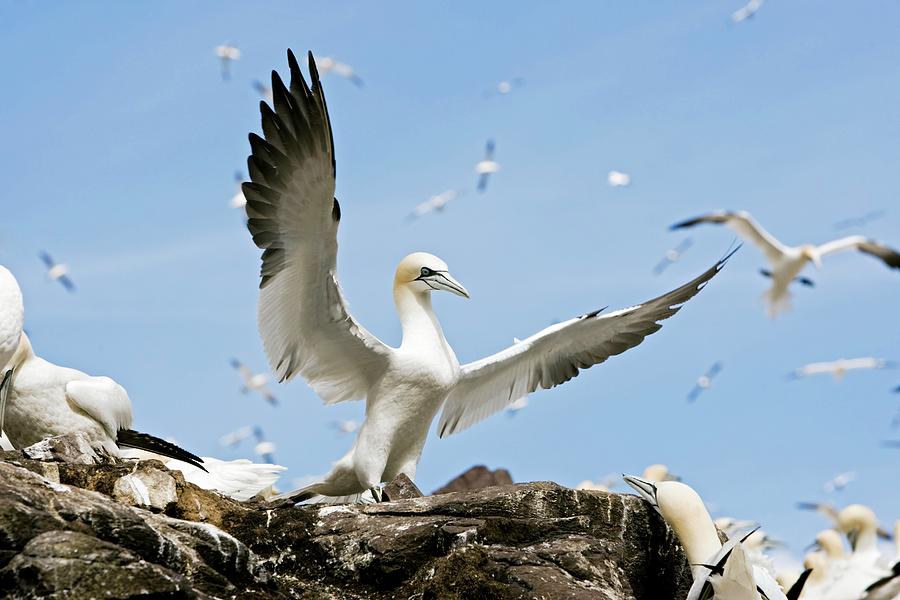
top-left (315, 56), bottom-right (363, 88)
top-left (607, 170), bottom-right (631, 187)
top-left (230, 358), bottom-right (277, 406)
top-left (475, 139), bottom-right (500, 192)
top-left (732, 0), bottom-right (765, 23)
top-left (214, 43), bottom-right (241, 80)
top-left (39, 251), bottom-right (75, 293)
top-left (654, 238), bottom-right (693, 275)
top-left (623, 476), bottom-right (808, 599)
top-left (670, 211), bottom-right (900, 316)
top-left (405, 190), bottom-right (462, 221)
top-left (807, 529), bottom-right (847, 563)
top-left (788, 358), bottom-right (895, 382)
top-left (687, 361), bottom-right (723, 402)
top-left (802, 552), bottom-right (832, 595)
top-left (823, 471), bottom-right (856, 493)
top-left (243, 51), bottom-right (732, 503)
top-left (229, 171), bottom-right (247, 210)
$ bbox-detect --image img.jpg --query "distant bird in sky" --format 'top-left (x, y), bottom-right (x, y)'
top-left (834, 209), bottom-right (886, 231)
top-left (251, 426), bottom-right (276, 464)
top-left (671, 211), bottom-right (900, 316)
top-left (252, 79), bottom-right (273, 102)
top-left (230, 358), bottom-right (277, 405)
top-left (475, 140), bottom-right (500, 192)
top-left (506, 397), bottom-right (529, 416)
top-left (484, 77), bottom-right (525, 98)
top-left (823, 471), bottom-right (856, 493)
top-left (607, 170), bottom-right (631, 187)
top-left (214, 43), bottom-right (241, 80)
top-left (331, 420), bottom-right (361, 435)
top-left (315, 56), bottom-right (363, 87)
top-left (243, 50), bottom-right (732, 504)
top-left (653, 238), bottom-right (693, 275)
top-left (788, 358), bottom-right (895, 382)
top-left (687, 361), bottom-right (723, 402)
top-left (39, 252), bottom-right (75, 293)
top-left (229, 171), bottom-right (247, 210)
top-left (405, 190), bottom-right (461, 221)
top-left (219, 425), bottom-right (254, 447)
top-left (732, 0), bottom-right (765, 23)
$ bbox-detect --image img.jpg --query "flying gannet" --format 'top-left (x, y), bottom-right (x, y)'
top-left (607, 170), bottom-right (631, 188)
top-left (834, 209), bottom-right (886, 232)
top-left (231, 358), bottom-right (278, 405)
top-left (475, 139), bottom-right (500, 192)
top-left (253, 79), bottom-right (274, 102)
top-left (732, 0), bottom-right (765, 23)
top-left (315, 56), bottom-right (363, 88)
top-left (39, 251), bottom-right (75, 293)
top-left (623, 475), bottom-right (810, 599)
top-left (405, 190), bottom-right (462, 222)
top-left (215, 43), bottom-right (241, 80)
top-left (243, 50), bottom-right (733, 503)
top-left (654, 238), bottom-right (693, 275)
top-left (670, 210), bottom-right (900, 316)
top-left (823, 471), bottom-right (856, 493)
top-left (788, 358), bottom-right (896, 382)
top-left (229, 171), bottom-right (247, 210)
top-left (331, 419), bottom-right (361, 435)
top-left (687, 361), bottom-right (723, 402)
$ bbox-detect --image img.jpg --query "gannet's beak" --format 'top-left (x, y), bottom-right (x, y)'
top-left (421, 271), bottom-right (470, 298)
top-left (623, 475), bottom-right (660, 513)
top-left (846, 528), bottom-right (860, 551)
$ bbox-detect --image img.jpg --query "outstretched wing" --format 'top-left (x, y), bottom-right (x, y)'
top-left (671, 211), bottom-right (787, 264)
top-left (244, 50), bottom-right (391, 404)
top-left (437, 250), bottom-right (735, 437)
top-left (65, 376), bottom-right (133, 440)
top-left (817, 235), bottom-right (900, 270)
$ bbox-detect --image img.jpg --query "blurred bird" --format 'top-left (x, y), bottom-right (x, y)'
top-left (215, 43), bottom-right (241, 80)
top-left (484, 77), bottom-right (525, 98)
top-left (732, 0), bottom-right (765, 23)
top-left (798, 501), bottom-right (894, 540)
top-left (405, 190), bottom-right (461, 221)
top-left (243, 51), bottom-right (732, 503)
top-left (788, 358), bottom-right (895, 382)
top-left (315, 56), bottom-right (363, 87)
top-left (653, 238), bottom-right (693, 275)
top-left (806, 529), bottom-right (846, 563)
top-left (607, 170), bottom-right (631, 187)
top-left (642, 463), bottom-right (680, 482)
top-left (252, 79), bottom-right (273, 102)
top-left (671, 211), bottom-right (900, 316)
top-left (229, 171), bottom-right (247, 210)
top-left (576, 474), bottom-right (619, 492)
top-left (687, 361), bottom-right (723, 402)
top-left (219, 425), bottom-right (254, 447)
top-left (823, 471), bottom-right (856, 493)
top-left (475, 140), bottom-right (500, 192)
top-left (834, 209), bottom-right (886, 231)
top-left (624, 476), bottom-right (809, 599)
top-left (39, 252), bottom-right (75, 293)
top-left (230, 358), bottom-right (277, 406)
top-left (331, 420), bottom-right (361, 435)
top-left (506, 397), bottom-right (528, 416)
top-left (714, 517), bottom-right (760, 537)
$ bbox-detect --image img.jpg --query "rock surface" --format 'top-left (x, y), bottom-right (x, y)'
top-left (0, 435), bottom-right (693, 599)
top-left (432, 464), bottom-right (515, 495)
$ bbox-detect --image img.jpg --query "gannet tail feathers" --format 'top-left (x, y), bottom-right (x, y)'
top-left (169, 457), bottom-right (286, 502)
top-left (115, 429), bottom-right (207, 472)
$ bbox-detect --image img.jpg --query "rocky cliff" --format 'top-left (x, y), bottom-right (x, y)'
top-left (0, 434), bottom-right (693, 599)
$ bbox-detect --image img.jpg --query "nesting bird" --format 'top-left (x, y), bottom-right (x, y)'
top-left (242, 50), bottom-right (732, 503)
top-left (671, 211), bottom-right (900, 316)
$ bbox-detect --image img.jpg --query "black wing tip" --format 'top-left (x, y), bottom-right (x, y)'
top-left (786, 568), bottom-right (814, 600)
top-left (116, 429), bottom-right (207, 473)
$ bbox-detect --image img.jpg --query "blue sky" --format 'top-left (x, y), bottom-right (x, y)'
top-left (2, 1), bottom-right (899, 561)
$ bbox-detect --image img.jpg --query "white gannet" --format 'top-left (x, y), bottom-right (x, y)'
top-left (732, 0), bottom-right (765, 23)
top-left (475, 139), bottom-right (500, 192)
top-left (483, 77), bottom-right (525, 98)
top-left (654, 238), bottom-right (693, 275)
top-left (405, 190), bottom-right (462, 222)
top-left (687, 361), bottom-right (723, 403)
top-left (807, 529), bottom-right (847, 563)
top-left (862, 521), bottom-right (900, 600)
top-left (623, 475), bottom-right (809, 599)
top-left (230, 358), bottom-right (277, 406)
top-left (242, 50), bottom-right (733, 503)
top-left (823, 471), bottom-right (856, 493)
top-left (252, 79), bottom-right (274, 102)
top-left (220, 425), bottom-right (254, 447)
top-left (39, 251), bottom-right (75, 293)
top-left (315, 56), bottom-right (363, 88)
top-left (215, 43), bottom-right (241, 80)
top-left (505, 396), bottom-right (529, 416)
top-left (607, 170), bottom-right (631, 187)
top-left (331, 419), bottom-right (361, 435)
top-left (229, 171), bottom-right (247, 210)
top-left (0, 266), bottom-right (24, 433)
top-left (789, 358), bottom-right (895, 382)
top-left (670, 210), bottom-right (900, 316)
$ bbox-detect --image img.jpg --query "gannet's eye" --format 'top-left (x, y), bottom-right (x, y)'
top-left (420, 267), bottom-right (434, 277)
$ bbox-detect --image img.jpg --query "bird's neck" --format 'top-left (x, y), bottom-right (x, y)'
top-left (8, 332), bottom-right (33, 369)
top-left (853, 528), bottom-right (878, 555)
top-left (394, 286), bottom-right (448, 352)
top-left (670, 514), bottom-right (723, 579)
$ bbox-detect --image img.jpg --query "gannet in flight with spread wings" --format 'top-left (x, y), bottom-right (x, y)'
top-left (214, 44), bottom-right (241, 80)
top-left (788, 358), bottom-right (895, 382)
top-left (39, 251), bottom-right (75, 293)
top-left (230, 358), bottom-right (278, 405)
top-left (243, 50), bottom-right (733, 503)
top-left (475, 139), bottom-right (500, 192)
top-left (732, 0), bottom-right (765, 23)
top-left (624, 476), bottom-right (811, 599)
top-left (671, 211), bottom-right (900, 316)
top-left (315, 56), bottom-right (363, 88)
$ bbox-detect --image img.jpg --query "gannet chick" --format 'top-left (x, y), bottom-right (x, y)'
top-left (475, 139), bottom-right (500, 192)
top-left (607, 170), bottom-right (631, 187)
top-left (670, 210), bottom-right (900, 317)
top-left (230, 358), bottom-right (277, 406)
top-left (687, 361), bottom-right (723, 402)
top-left (245, 50), bottom-right (733, 504)
top-left (39, 251), bottom-right (75, 293)
top-left (215, 43), bottom-right (241, 80)
top-left (623, 476), bottom-right (805, 598)
top-left (788, 358), bottom-right (895, 382)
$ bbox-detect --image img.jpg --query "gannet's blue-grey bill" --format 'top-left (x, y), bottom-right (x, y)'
top-left (416, 269), bottom-right (469, 298)
top-left (623, 475), bottom-right (659, 510)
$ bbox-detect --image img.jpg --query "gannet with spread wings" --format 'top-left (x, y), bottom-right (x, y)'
top-left (245, 50), bottom-right (733, 503)
top-left (671, 210), bottom-right (900, 316)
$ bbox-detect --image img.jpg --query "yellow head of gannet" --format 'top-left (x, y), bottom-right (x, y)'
top-left (394, 252), bottom-right (470, 299)
top-left (800, 244), bottom-right (823, 268)
top-left (808, 529), bottom-right (846, 561)
top-left (837, 504), bottom-right (879, 554)
top-left (803, 551), bottom-right (830, 586)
